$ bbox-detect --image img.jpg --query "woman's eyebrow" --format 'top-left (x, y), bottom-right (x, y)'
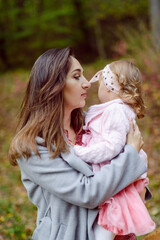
top-left (71, 68), bottom-right (83, 73)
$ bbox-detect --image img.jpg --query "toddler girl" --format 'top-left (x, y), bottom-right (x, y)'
top-left (74, 60), bottom-right (155, 239)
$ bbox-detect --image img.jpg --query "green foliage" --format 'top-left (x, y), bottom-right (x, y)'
top-left (83, 0), bottom-right (148, 22)
top-left (0, 0), bottom-right (149, 70)
top-left (0, 0), bottom-right (81, 70)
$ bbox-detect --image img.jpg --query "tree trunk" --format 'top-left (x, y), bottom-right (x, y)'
top-left (94, 19), bottom-right (106, 59)
top-left (72, 0), bottom-right (94, 60)
top-left (37, 0), bottom-right (44, 15)
top-left (15, 0), bottom-right (24, 8)
top-left (0, 0), bottom-right (10, 70)
top-left (15, 0), bottom-right (25, 23)
top-left (149, 0), bottom-right (160, 49)
top-left (0, 38), bottom-right (10, 70)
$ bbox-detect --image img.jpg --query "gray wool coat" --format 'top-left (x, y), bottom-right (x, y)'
top-left (17, 137), bottom-right (147, 240)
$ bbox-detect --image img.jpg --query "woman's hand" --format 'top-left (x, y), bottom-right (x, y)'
top-left (127, 120), bottom-right (144, 152)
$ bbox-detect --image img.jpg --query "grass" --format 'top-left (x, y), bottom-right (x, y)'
top-left (0, 71), bottom-right (37, 239)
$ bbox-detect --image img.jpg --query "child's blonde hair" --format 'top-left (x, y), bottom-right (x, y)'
top-left (110, 60), bottom-right (145, 118)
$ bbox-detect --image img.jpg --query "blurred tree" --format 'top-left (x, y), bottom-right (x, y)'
top-left (71, 0), bottom-right (95, 62)
top-left (0, 0), bottom-right (78, 69)
top-left (83, 0), bottom-right (106, 59)
top-left (149, 0), bottom-right (160, 49)
top-left (0, 0), bottom-right (149, 70)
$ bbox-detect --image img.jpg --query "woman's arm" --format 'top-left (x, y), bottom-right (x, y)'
top-left (18, 148), bottom-right (146, 209)
top-left (17, 121), bottom-right (146, 209)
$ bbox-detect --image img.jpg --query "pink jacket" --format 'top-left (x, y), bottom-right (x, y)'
top-left (74, 99), bottom-right (147, 177)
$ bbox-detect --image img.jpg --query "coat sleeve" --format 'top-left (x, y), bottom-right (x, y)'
top-left (74, 106), bottom-right (129, 163)
top-left (18, 145), bottom-right (147, 209)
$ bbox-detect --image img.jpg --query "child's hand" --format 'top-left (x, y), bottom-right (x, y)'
top-left (127, 120), bottom-right (144, 152)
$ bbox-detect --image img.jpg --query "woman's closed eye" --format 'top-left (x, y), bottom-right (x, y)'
top-left (74, 74), bottom-right (81, 80)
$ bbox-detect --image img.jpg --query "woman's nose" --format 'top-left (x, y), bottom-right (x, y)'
top-left (82, 77), bottom-right (91, 89)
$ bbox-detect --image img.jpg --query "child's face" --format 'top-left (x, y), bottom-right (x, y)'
top-left (98, 75), bottom-right (110, 103)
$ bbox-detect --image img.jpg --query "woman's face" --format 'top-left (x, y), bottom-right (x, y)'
top-left (63, 57), bottom-right (91, 111)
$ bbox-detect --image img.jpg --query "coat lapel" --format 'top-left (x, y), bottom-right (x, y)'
top-left (61, 146), bottom-right (94, 177)
top-left (36, 136), bottom-right (94, 177)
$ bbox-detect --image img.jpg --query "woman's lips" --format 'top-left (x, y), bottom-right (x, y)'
top-left (81, 93), bottom-right (87, 98)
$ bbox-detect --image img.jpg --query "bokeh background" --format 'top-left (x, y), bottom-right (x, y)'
top-left (0, 0), bottom-right (160, 239)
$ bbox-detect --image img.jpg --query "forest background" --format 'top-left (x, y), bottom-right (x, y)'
top-left (0, 0), bottom-right (160, 239)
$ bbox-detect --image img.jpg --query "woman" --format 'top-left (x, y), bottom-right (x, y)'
top-left (9, 47), bottom-right (147, 240)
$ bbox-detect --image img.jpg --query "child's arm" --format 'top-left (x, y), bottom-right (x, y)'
top-left (74, 106), bottom-right (129, 164)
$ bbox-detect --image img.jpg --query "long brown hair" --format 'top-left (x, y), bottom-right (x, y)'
top-left (9, 47), bottom-right (84, 165)
top-left (110, 60), bottom-right (145, 118)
